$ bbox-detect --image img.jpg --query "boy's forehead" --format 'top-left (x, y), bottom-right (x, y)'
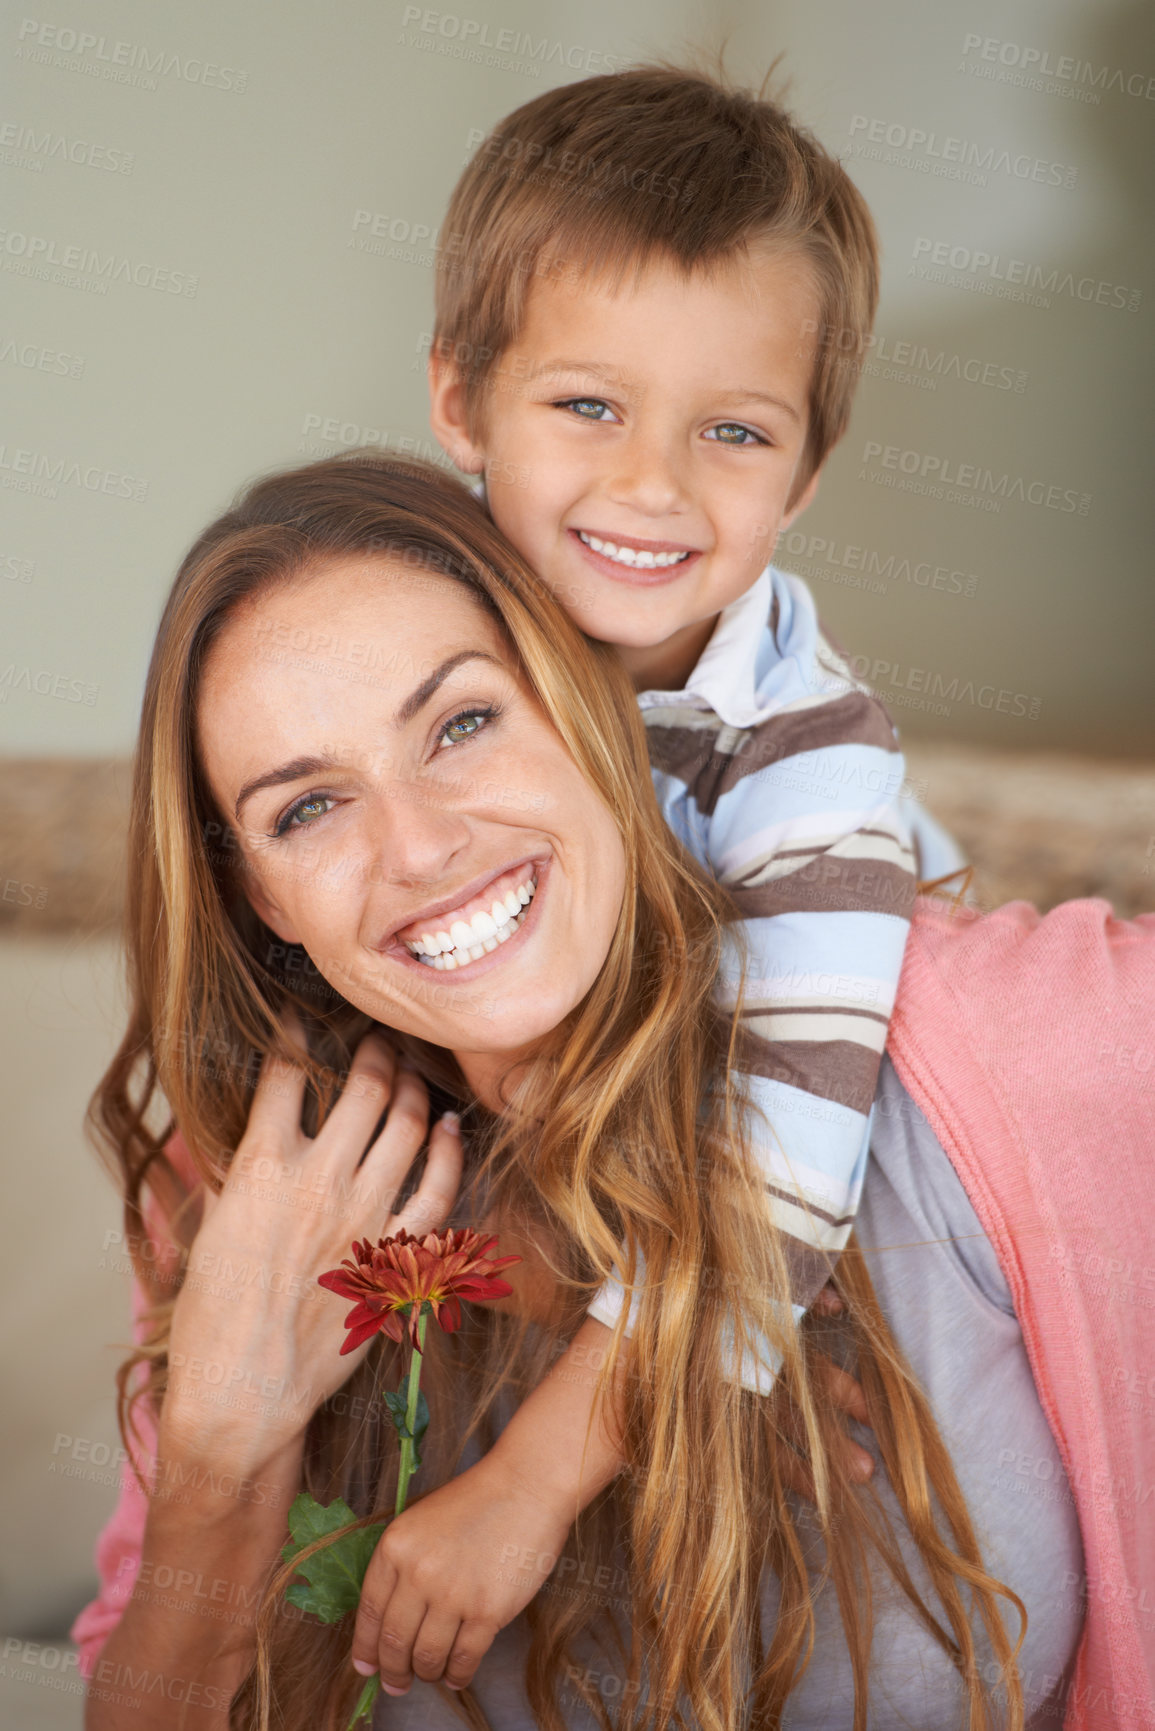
top-left (508, 245), bottom-right (820, 396)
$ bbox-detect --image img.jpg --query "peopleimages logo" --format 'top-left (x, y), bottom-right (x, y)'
top-left (398, 6), bottom-right (626, 76)
top-left (959, 34), bottom-right (1155, 102)
top-left (860, 441), bottom-right (1090, 516)
top-left (911, 238), bottom-right (1141, 313)
top-left (15, 18), bottom-right (248, 91)
top-left (0, 228), bottom-right (198, 296)
top-left (849, 656), bottom-right (1042, 722)
top-left (778, 531), bottom-right (980, 599)
top-left (0, 121), bottom-right (134, 173)
top-left (847, 115), bottom-right (1077, 188)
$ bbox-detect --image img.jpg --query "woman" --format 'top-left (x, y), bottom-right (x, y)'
top-left (72, 453), bottom-right (1153, 1731)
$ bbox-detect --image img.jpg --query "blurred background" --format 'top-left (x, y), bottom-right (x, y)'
top-left (2, 0), bottom-right (1152, 1720)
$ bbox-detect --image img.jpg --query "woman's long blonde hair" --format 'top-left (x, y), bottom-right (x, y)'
top-left (92, 451), bottom-right (1024, 1731)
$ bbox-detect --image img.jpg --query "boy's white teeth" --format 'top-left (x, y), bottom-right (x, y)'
top-left (578, 531), bottom-right (689, 570)
top-left (402, 873), bottom-right (537, 967)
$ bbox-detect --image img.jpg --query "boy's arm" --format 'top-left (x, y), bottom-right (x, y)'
top-left (705, 689), bottom-right (918, 1316)
top-left (489, 1316), bottom-right (627, 1515)
top-left (349, 1317), bottom-right (627, 1697)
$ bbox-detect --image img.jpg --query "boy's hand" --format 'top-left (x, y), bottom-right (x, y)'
top-left (779, 1279), bottom-right (874, 1497)
top-left (350, 1447), bottom-right (572, 1698)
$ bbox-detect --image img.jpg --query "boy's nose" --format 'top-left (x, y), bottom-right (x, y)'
top-left (605, 431), bottom-right (687, 517)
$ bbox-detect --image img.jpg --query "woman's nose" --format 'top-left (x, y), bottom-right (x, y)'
top-left (365, 787), bottom-right (473, 892)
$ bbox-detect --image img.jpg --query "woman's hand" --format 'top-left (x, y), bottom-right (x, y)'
top-left (160, 1026), bottom-right (463, 1476)
top-left (350, 1448), bottom-right (573, 1698)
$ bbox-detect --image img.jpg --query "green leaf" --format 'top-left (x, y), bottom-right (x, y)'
top-left (382, 1387), bottom-right (430, 1470)
top-left (347, 1673), bottom-right (381, 1729)
top-left (382, 1387), bottom-right (407, 1438)
top-left (280, 1493), bottom-right (386, 1625)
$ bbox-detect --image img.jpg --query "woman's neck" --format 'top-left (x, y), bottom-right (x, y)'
top-left (453, 1046), bottom-right (533, 1116)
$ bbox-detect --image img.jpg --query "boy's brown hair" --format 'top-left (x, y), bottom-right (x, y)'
top-left (433, 63), bottom-right (879, 490)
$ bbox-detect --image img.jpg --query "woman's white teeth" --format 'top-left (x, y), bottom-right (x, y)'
top-left (403, 875), bottom-right (537, 967)
top-left (578, 531), bottom-right (689, 570)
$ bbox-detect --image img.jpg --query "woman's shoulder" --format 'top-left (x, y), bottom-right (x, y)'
top-left (903, 893), bottom-right (1155, 1005)
top-left (894, 895), bottom-right (1155, 1138)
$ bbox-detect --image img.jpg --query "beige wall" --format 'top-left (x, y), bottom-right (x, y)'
top-left (2, 0), bottom-right (1152, 759)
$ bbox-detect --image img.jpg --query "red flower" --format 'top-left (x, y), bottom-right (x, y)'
top-left (318, 1226), bottom-right (521, 1354)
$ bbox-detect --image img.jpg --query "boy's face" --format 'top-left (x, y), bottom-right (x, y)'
top-left (429, 246), bottom-right (822, 690)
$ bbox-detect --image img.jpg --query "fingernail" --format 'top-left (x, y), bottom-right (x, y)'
top-left (853, 1451), bottom-right (874, 1481)
top-left (382, 1682), bottom-right (409, 1696)
top-left (439, 1110), bottom-right (461, 1134)
top-left (352, 1658), bottom-right (378, 1676)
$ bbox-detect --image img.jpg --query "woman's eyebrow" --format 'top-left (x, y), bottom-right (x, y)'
top-left (234, 755), bottom-right (340, 820)
top-left (395, 649), bottom-right (501, 725)
top-left (233, 650), bottom-right (502, 819)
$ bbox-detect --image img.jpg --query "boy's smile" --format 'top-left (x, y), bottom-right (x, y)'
top-left (430, 247), bottom-right (822, 691)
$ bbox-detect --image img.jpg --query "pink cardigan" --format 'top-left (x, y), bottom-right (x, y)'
top-left (72, 897), bottom-right (1155, 1728)
top-left (887, 896), bottom-right (1155, 1731)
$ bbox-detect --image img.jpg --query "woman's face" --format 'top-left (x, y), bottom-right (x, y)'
top-left (196, 556), bottom-right (628, 1104)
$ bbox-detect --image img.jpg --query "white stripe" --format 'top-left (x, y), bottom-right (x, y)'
top-left (718, 804), bottom-right (905, 878)
top-left (762, 1191), bottom-right (856, 1253)
top-left (717, 961), bottom-right (896, 1013)
top-left (741, 1009), bottom-right (889, 1052)
top-left (731, 825), bottom-right (915, 888)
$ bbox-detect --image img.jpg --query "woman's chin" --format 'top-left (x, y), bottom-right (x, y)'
top-left (417, 998), bottom-right (575, 1062)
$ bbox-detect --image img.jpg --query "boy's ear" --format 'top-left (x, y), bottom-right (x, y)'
top-left (427, 351), bottom-right (485, 475)
top-left (780, 465), bottom-right (822, 529)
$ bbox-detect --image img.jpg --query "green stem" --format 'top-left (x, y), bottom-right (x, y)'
top-left (394, 1306), bottom-right (428, 1518)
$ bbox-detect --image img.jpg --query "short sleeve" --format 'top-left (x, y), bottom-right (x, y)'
top-left (69, 1132), bottom-right (198, 1677)
top-left (69, 1273), bottom-right (162, 1677)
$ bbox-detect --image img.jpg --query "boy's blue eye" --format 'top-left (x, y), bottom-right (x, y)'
top-left (559, 398), bottom-right (616, 422)
top-left (706, 423), bottom-right (765, 446)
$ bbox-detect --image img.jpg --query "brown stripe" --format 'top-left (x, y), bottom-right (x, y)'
top-left (645, 721), bottom-right (732, 806)
top-left (646, 690), bottom-right (901, 818)
top-left (740, 1004), bottom-right (890, 1026)
top-left (781, 1238), bottom-right (842, 1311)
top-left (764, 1180), bottom-right (857, 1232)
top-left (726, 856), bottom-right (916, 922)
top-left (734, 1028), bottom-right (883, 1117)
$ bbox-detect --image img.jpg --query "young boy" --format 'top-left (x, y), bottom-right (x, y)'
top-left (351, 64), bottom-right (968, 1699)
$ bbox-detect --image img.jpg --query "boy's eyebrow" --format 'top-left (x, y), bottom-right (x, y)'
top-left (233, 650), bottom-right (501, 818)
top-left (529, 358), bottom-right (632, 386)
top-left (722, 389), bottom-right (802, 423)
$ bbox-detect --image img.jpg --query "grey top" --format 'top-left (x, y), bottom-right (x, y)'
top-left (377, 1056), bottom-right (1084, 1728)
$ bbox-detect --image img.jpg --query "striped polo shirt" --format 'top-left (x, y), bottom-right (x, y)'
top-left (587, 563), bottom-right (933, 1390)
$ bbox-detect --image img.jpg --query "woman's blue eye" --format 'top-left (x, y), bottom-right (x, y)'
top-left (275, 795), bottom-right (332, 836)
top-left (438, 706), bottom-right (496, 749)
top-left (706, 423), bottom-right (764, 446)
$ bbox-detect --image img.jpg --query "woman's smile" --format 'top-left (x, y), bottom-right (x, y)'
top-left (383, 856), bottom-right (547, 975)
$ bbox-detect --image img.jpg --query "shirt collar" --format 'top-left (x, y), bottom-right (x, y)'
top-left (636, 565), bottom-right (772, 728)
